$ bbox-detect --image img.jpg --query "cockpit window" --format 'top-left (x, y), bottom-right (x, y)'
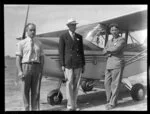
top-left (85, 24), bottom-right (106, 49)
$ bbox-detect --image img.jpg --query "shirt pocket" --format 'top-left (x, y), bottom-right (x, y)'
top-left (23, 46), bottom-right (30, 55)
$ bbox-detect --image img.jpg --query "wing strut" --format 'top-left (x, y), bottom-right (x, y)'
top-left (22, 5), bottom-right (30, 39)
top-left (15, 5), bottom-right (30, 86)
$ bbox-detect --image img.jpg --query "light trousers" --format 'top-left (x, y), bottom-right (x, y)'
top-left (104, 67), bottom-right (124, 106)
top-left (64, 68), bottom-right (82, 109)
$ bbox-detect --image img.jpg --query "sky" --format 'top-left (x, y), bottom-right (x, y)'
top-left (4, 5), bottom-right (147, 57)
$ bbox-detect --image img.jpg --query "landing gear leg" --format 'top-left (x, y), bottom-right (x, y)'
top-left (47, 79), bottom-right (63, 105)
top-left (122, 78), bottom-right (146, 101)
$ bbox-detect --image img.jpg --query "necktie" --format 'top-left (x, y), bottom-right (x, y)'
top-left (72, 32), bottom-right (75, 40)
top-left (29, 39), bottom-right (34, 60)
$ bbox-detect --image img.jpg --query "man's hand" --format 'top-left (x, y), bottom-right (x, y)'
top-left (102, 49), bottom-right (107, 55)
top-left (62, 66), bottom-right (65, 71)
top-left (18, 71), bottom-right (24, 79)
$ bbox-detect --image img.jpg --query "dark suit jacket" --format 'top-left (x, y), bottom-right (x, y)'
top-left (59, 31), bottom-right (85, 69)
top-left (104, 36), bottom-right (126, 69)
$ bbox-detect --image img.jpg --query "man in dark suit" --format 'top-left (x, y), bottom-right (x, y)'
top-left (59, 18), bottom-right (85, 111)
top-left (103, 23), bottom-right (126, 110)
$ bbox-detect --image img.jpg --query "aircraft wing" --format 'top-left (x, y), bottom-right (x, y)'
top-left (35, 10), bottom-right (147, 50)
top-left (17, 10), bottom-right (147, 50)
top-left (36, 10), bottom-right (147, 38)
top-left (37, 37), bottom-right (59, 49)
top-left (37, 37), bottom-right (102, 50)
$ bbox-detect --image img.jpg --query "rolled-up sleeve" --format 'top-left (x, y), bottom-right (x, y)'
top-left (16, 42), bottom-right (22, 57)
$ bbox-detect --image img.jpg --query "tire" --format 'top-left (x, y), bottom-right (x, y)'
top-left (81, 80), bottom-right (94, 92)
top-left (130, 83), bottom-right (146, 101)
top-left (47, 89), bottom-right (63, 105)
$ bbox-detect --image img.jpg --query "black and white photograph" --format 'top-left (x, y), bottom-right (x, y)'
top-left (4, 5), bottom-right (147, 111)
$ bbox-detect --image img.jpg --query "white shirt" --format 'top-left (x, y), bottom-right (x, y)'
top-left (16, 36), bottom-right (44, 63)
top-left (69, 30), bottom-right (75, 40)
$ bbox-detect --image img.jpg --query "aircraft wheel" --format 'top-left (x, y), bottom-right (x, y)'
top-left (130, 83), bottom-right (146, 101)
top-left (81, 80), bottom-right (94, 92)
top-left (47, 89), bottom-right (63, 105)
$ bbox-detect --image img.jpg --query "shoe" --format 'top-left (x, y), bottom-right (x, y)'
top-left (105, 103), bottom-right (109, 107)
top-left (65, 108), bottom-right (74, 111)
top-left (105, 104), bottom-right (115, 110)
top-left (74, 108), bottom-right (80, 111)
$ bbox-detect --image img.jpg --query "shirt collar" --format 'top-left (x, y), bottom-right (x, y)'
top-left (26, 36), bottom-right (34, 42)
top-left (112, 35), bottom-right (120, 42)
top-left (69, 30), bottom-right (75, 36)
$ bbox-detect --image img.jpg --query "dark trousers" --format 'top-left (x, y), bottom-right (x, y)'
top-left (22, 63), bottom-right (42, 111)
top-left (104, 67), bottom-right (123, 106)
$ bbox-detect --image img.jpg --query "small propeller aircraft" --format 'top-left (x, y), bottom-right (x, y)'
top-left (17, 8), bottom-right (147, 106)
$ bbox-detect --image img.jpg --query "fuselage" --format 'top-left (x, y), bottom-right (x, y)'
top-left (42, 44), bottom-right (147, 80)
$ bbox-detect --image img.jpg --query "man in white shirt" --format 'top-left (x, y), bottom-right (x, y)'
top-left (16, 23), bottom-right (44, 111)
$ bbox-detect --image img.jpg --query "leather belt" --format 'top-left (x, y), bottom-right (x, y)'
top-left (23, 62), bottom-right (40, 64)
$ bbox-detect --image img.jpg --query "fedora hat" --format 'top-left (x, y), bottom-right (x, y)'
top-left (66, 18), bottom-right (78, 25)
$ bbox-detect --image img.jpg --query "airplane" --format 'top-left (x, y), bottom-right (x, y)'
top-left (16, 9), bottom-right (147, 106)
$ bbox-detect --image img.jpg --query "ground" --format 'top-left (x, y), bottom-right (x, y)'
top-left (5, 58), bottom-right (147, 111)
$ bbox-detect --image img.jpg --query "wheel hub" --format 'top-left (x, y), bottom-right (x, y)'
top-left (138, 89), bottom-right (144, 97)
top-left (54, 96), bottom-right (59, 102)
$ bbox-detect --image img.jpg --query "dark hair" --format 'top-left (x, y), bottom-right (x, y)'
top-left (25, 23), bottom-right (36, 31)
top-left (109, 23), bottom-right (119, 30)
